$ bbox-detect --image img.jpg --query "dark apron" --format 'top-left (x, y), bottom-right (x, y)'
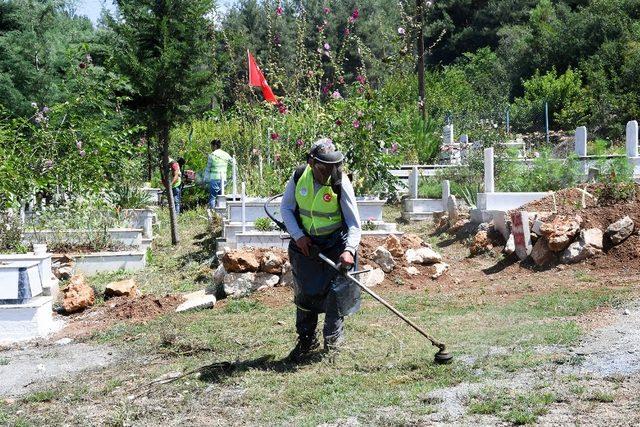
top-left (288, 229), bottom-right (361, 317)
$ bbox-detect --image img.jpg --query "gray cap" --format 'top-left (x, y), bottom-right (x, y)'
top-left (309, 138), bottom-right (344, 164)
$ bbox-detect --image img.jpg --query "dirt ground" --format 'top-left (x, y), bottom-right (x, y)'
top-left (1, 201), bottom-right (639, 426)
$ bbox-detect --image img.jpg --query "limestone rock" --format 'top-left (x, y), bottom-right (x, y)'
top-left (405, 247), bottom-right (442, 265)
top-left (404, 266), bottom-right (420, 276)
top-left (561, 240), bottom-right (598, 264)
top-left (212, 264), bottom-right (226, 286)
top-left (448, 219), bottom-right (470, 234)
top-left (539, 215), bottom-right (582, 252)
top-left (581, 228), bottom-right (603, 250)
top-left (176, 290), bottom-right (216, 312)
top-left (470, 230), bottom-right (492, 256)
top-left (62, 274), bottom-right (95, 313)
top-left (222, 250), bottom-right (260, 273)
top-left (530, 238), bottom-right (556, 266)
top-left (403, 234), bottom-right (427, 249)
top-left (104, 278), bottom-right (139, 299)
top-left (372, 246), bottom-right (395, 273)
top-left (431, 262), bottom-right (449, 279)
top-left (223, 272), bottom-right (279, 298)
top-left (384, 234), bottom-right (404, 258)
top-left (606, 216), bottom-right (634, 245)
top-left (360, 265), bottom-right (385, 288)
top-left (279, 262), bottom-right (294, 288)
top-left (260, 251), bottom-right (285, 274)
top-left (447, 195), bottom-right (458, 223)
top-left (504, 234), bottom-right (515, 255)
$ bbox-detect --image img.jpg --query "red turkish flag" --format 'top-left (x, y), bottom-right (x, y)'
top-left (247, 50), bottom-right (277, 104)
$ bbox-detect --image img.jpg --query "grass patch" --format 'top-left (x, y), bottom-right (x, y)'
top-left (23, 389), bottom-right (58, 403)
top-left (574, 270), bottom-right (596, 283)
top-left (588, 390), bottom-right (614, 402)
top-left (469, 389), bottom-right (556, 425)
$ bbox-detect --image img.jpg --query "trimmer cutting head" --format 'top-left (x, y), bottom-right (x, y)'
top-left (434, 348), bottom-right (453, 365)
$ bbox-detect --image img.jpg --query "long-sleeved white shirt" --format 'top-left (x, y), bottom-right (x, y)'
top-left (280, 171), bottom-right (361, 253)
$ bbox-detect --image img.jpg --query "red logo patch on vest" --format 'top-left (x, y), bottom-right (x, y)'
top-left (323, 193), bottom-right (332, 202)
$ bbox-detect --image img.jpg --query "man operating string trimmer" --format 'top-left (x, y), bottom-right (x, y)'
top-left (280, 138), bottom-right (361, 361)
top-left (276, 138), bottom-right (452, 364)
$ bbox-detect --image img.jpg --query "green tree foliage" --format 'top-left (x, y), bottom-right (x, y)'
top-left (106, 0), bottom-right (216, 243)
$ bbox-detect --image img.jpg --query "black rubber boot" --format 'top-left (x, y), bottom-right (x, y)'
top-left (286, 334), bottom-right (320, 362)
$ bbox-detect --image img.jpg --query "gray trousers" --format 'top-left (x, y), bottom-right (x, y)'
top-left (296, 306), bottom-right (344, 345)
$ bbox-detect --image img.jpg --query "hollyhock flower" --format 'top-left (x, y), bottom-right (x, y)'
top-left (398, 27), bottom-right (406, 35)
top-left (338, 76), bottom-right (345, 84)
top-left (357, 111), bottom-right (364, 117)
top-left (76, 140), bottom-right (83, 149)
top-left (331, 90), bottom-right (342, 99)
top-left (271, 132), bottom-right (280, 140)
top-left (390, 143), bottom-right (399, 153)
top-left (41, 106), bottom-right (50, 114)
top-left (356, 75), bottom-right (366, 84)
top-left (353, 120), bottom-right (360, 129)
top-left (348, 8), bottom-right (359, 23)
top-left (79, 150), bottom-right (86, 157)
top-left (335, 119), bottom-right (343, 126)
top-left (276, 6), bottom-right (283, 16)
top-left (277, 102), bottom-right (287, 114)
top-left (322, 84), bottom-right (332, 95)
top-left (323, 42), bottom-right (330, 51)
top-left (344, 28), bottom-right (350, 36)
top-left (323, 6), bottom-right (330, 14)
top-left (296, 139), bottom-right (304, 147)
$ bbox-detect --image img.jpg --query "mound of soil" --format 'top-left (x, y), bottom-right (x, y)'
top-left (105, 295), bottom-right (184, 322)
top-left (519, 183), bottom-right (640, 269)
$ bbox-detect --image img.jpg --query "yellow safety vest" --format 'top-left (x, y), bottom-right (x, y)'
top-left (295, 165), bottom-right (342, 236)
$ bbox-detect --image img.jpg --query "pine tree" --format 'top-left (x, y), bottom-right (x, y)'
top-left (107, 0), bottom-right (215, 244)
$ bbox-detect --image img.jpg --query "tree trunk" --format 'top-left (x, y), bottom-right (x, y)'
top-left (146, 135), bottom-right (153, 182)
top-left (416, 0), bottom-right (426, 120)
top-left (160, 126), bottom-right (179, 245)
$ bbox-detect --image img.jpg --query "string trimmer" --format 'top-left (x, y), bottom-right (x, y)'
top-left (264, 195), bottom-right (452, 364)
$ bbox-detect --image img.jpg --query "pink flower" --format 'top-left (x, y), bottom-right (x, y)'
top-left (335, 119), bottom-right (343, 126)
top-left (76, 140), bottom-right (82, 149)
top-left (252, 148), bottom-right (259, 155)
top-left (276, 6), bottom-right (283, 16)
top-left (398, 27), bottom-right (406, 35)
top-left (323, 6), bottom-right (330, 14)
top-left (296, 139), bottom-right (304, 147)
top-left (365, 123), bottom-right (373, 131)
top-left (271, 132), bottom-right (280, 140)
top-left (344, 28), bottom-right (350, 36)
top-left (350, 8), bottom-right (359, 21)
top-left (277, 101), bottom-right (287, 114)
top-left (357, 111), bottom-right (363, 117)
top-left (390, 143), bottom-right (399, 153)
top-left (322, 83), bottom-right (332, 95)
top-left (338, 76), bottom-right (345, 84)
top-left (323, 42), bottom-right (331, 51)
top-left (331, 90), bottom-right (342, 99)
top-left (356, 75), bottom-right (366, 85)
top-left (353, 120), bottom-right (360, 129)
top-left (79, 150), bottom-right (86, 157)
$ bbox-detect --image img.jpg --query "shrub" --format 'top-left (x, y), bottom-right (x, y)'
top-left (0, 211), bottom-right (25, 253)
top-left (108, 185), bottom-right (153, 210)
top-left (254, 217), bottom-right (275, 232)
top-left (594, 157), bottom-right (637, 204)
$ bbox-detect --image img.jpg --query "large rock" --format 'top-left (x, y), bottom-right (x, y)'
top-left (384, 234), bottom-right (404, 258)
top-left (223, 272), bottom-right (279, 298)
top-left (402, 234), bottom-right (426, 249)
top-left (372, 246), bottom-right (396, 273)
top-left (581, 228), bottom-right (604, 250)
top-left (469, 230), bottom-right (492, 256)
top-left (606, 216), bottom-right (634, 245)
top-left (260, 251), bottom-right (285, 274)
top-left (530, 238), bottom-right (556, 266)
top-left (504, 234), bottom-right (515, 255)
top-left (405, 247), bottom-right (442, 265)
top-left (212, 264), bottom-right (226, 286)
top-left (222, 250), bottom-right (260, 273)
top-left (279, 262), bottom-right (294, 288)
top-left (62, 274), bottom-right (95, 313)
top-left (104, 278), bottom-right (139, 299)
top-left (539, 215), bottom-right (582, 252)
top-left (404, 266), bottom-right (420, 276)
top-left (431, 262), bottom-right (449, 279)
top-left (360, 265), bottom-right (385, 288)
top-left (175, 290), bottom-right (216, 312)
